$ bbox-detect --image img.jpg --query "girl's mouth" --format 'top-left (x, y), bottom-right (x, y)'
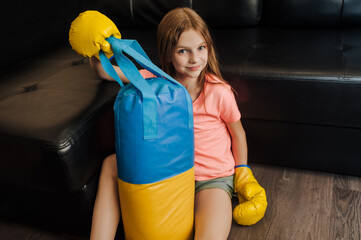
top-left (187, 66), bottom-right (200, 71)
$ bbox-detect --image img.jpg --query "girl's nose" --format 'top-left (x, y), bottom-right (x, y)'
top-left (189, 52), bottom-right (199, 63)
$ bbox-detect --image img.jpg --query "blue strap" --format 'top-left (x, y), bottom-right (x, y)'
top-left (99, 51), bottom-right (124, 87)
top-left (107, 37), bottom-right (193, 130)
top-left (235, 164), bottom-right (250, 169)
top-left (118, 39), bottom-right (180, 86)
top-left (107, 38), bottom-right (158, 139)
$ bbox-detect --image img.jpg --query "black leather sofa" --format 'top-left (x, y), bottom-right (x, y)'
top-left (1, 0), bottom-right (361, 237)
top-left (0, 0), bottom-right (118, 236)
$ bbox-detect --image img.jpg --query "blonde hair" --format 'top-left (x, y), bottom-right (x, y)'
top-left (157, 7), bottom-right (224, 87)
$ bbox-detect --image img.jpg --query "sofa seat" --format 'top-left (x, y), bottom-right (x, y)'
top-left (0, 44), bottom-right (118, 234)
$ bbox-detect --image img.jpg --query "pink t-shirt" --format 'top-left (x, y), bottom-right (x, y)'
top-left (193, 74), bottom-right (241, 180)
top-left (139, 70), bottom-right (241, 180)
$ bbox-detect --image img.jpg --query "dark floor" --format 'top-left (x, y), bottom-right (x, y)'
top-left (1, 164), bottom-right (360, 240)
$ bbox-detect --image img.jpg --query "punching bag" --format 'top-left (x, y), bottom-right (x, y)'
top-left (99, 37), bottom-right (195, 240)
top-left (69, 11), bottom-right (195, 239)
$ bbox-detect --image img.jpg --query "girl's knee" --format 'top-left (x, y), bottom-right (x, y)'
top-left (195, 189), bottom-right (232, 240)
top-left (101, 154), bottom-right (117, 178)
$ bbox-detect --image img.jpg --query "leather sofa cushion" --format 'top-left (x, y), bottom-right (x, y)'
top-left (262, 0), bottom-right (341, 26)
top-left (343, 0), bottom-right (361, 25)
top-left (92, 0), bottom-right (261, 29)
top-left (212, 27), bottom-right (361, 129)
top-left (0, 46), bottom-right (118, 194)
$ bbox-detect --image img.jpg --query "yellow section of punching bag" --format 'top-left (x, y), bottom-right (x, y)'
top-left (69, 10), bottom-right (121, 58)
top-left (118, 167), bottom-right (195, 240)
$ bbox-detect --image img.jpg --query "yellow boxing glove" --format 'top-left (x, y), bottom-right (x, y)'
top-left (69, 10), bottom-right (121, 58)
top-left (233, 165), bottom-right (267, 226)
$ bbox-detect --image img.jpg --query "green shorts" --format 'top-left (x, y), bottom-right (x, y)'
top-left (195, 175), bottom-right (235, 198)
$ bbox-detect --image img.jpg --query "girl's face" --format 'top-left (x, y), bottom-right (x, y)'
top-left (172, 29), bottom-right (208, 82)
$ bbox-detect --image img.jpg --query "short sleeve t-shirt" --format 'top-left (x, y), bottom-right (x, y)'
top-left (139, 70), bottom-right (241, 181)
top-left (193, 74), bottom-right (241, 180)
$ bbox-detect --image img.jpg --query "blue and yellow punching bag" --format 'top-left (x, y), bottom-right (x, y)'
top-left (100, 38), bottom-right (195, 240)
top-left (69, 11), bottom-right (194, 239)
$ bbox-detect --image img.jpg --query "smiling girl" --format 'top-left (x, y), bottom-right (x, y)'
top-left (89, 7), bottom-right (267, 240)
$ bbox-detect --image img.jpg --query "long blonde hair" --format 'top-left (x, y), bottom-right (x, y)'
top-left (157, 7), bottom-right (224, 87)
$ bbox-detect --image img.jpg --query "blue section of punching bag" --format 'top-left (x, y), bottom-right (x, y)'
top-left (100, 37), bottom-right (194, 184)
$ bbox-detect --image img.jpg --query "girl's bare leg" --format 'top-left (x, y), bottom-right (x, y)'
top-left (194, 188), bottom-right (233, 240)
top-left (90, 154), bottom-right (120, 240)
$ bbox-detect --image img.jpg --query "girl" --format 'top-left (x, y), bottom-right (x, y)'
top-left (89, 7), bottom-right (266, 240)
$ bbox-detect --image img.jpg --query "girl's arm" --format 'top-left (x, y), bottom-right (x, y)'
top-left (89, 56), bottom-right (130, 83)
top-left (226, 120), bottom-right (248, 166)
top-left (228, 119), bottom-right (268, 226)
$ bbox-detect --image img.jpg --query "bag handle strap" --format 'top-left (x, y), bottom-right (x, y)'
top-left (100, 40), bottom-right (158, 139)
top-left (106, 37), bottom-right (193, 130)
top-left (99, 51), bottom-right (124, 87)
top-left (98, 39), bottom-right (154, 86)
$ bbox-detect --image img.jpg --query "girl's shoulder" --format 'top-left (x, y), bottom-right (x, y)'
top-left (205, 73), bottom-right (222, 84)
top-left (204, 74), bottom-right (233, 93)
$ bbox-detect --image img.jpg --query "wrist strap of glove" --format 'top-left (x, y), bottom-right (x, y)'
top-left (235, 164), bottom-right (250, 169)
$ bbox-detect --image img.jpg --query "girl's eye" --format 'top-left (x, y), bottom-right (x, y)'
top-left (178, 49), bottom-right (186, 54)
top-left (199, 45), bottom-right (206, 50)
